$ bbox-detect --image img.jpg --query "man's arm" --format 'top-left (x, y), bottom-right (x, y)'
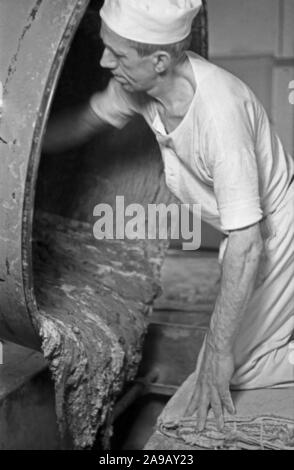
top-left (42, 102), bottom-right (109, 154)
top-left (185, 221), bottom-right (264, 430)
top-left (208, 222), bottom-right (264, 352)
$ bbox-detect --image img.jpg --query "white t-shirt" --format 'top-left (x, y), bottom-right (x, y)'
top-left (90, 51), bottom-right (294, 233)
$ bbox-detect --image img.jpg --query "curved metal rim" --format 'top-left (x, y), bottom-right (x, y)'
top-left (21, 0), bottom-right (91, 342)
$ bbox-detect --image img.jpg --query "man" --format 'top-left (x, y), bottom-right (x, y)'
top-left (44, 0), bottom-right (294, 432)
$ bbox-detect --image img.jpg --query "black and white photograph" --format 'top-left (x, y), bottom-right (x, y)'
top-left (0, 0), bottom-right (294, 455)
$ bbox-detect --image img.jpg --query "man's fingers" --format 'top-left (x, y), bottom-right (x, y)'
top-left (196, 395), bottom-right (210, 432)
top-left (220, 389), bottom-right (236, 415)
top-left (184, 387), bottom-right (201, 417)
top-left (211, 387), bottom-right (224, 431)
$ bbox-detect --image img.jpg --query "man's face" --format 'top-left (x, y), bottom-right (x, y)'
top-left (99, 22), bottom-right (157, 92)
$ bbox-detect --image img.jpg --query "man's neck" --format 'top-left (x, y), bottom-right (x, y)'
top-left (146, 54), bottom-right (196, 116)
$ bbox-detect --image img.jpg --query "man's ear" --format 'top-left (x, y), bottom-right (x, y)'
top-left (152, 51), bottom-right (172, 73)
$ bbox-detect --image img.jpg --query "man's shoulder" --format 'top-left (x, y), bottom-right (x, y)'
top-left (187, 52), bottom-right (262, 125)
top-left (187, 51), bottom-right (254, 101)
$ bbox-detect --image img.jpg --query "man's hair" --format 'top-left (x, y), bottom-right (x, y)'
top-left (127, 34), bottom-right (192, 62)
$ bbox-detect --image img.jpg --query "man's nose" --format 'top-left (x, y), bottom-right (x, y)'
top-left (100, 48), bottom-right (117, 69)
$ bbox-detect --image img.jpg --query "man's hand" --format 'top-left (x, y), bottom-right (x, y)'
top-left (185, 339), bottom-right (236, 432)
top-left (43, 102), bottom-right (108, 154)
top-left (184, 223), bottom-right (263, 432)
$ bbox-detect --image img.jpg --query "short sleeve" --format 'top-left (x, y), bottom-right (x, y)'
top-left (202, 99), bottom-right (263, 231)
top-left (89, 79), bottom-right (139, 129)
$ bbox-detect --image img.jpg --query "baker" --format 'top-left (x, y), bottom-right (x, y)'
top-left (44, 0), bottom-right (294, 432)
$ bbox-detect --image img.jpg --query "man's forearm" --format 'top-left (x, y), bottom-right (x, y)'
top-left (43, 103), bottom-right (108, 154)
top-left (207, 224), bottom-right (264, 353)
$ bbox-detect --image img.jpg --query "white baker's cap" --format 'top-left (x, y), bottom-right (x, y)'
top-left (100, 0), bottom-right (202, 45)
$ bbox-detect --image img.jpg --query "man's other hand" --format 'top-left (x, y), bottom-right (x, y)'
top-left (184, 340), bottom-right (236, 432)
